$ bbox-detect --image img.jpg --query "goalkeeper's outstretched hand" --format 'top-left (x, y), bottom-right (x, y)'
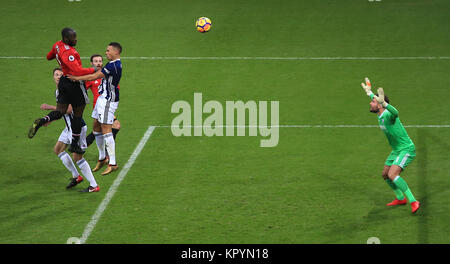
top-left (373, 87), bottom-right (388, 108)
top-left (361, 77), bottom-right (373, 96)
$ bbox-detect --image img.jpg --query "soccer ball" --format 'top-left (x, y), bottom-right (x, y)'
top-left (196, 17), bottom-right (212, 33)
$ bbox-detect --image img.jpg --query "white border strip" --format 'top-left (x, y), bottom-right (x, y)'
top-left (79, 125), bottom-right (156, 244)
top-left (1, 56), bottom-right (450, 60)
top-left (152, 125), bottom-right (450, 128)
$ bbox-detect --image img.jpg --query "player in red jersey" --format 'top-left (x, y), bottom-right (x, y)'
top-left (84, 54), bottom-right (121, 161)
top-left (28, 27), bottom-right (100, 155)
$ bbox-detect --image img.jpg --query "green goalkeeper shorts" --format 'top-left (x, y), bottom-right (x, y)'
top-left (385, 147), bottom-right (416, 169)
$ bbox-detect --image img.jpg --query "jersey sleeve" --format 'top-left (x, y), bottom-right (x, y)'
top-left (61, 51), bottom-right (95, 76)
top-left (46, 47), bottom-right (56, 60)
top-left (385, 104), bottom-right (399, 118)
top-left (101, 63), bottom-right (114, 77)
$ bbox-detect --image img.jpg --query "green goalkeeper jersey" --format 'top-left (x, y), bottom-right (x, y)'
top-left (371, 95), bottom-right (415, 151)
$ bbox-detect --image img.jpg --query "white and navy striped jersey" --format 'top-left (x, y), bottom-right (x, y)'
top-left (99, 59), bottom-right (122, 102)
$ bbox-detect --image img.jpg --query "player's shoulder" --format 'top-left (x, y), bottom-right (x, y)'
top-left (104, 59), bottom-right (122, 72)
top-left (109, 59), bottom-right (122, 68)
top-left (60, 44), bottom-right (78, 55)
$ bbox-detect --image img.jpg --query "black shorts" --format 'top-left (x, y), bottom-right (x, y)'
top-left (57, 76), bottom-right (89, 107)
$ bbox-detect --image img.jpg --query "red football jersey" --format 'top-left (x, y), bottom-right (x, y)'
top-left (85, 78), bottom-right (102, 108)
top-left (47, 40), bottom-right (95, 76)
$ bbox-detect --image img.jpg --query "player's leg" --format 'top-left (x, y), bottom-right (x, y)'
top-left (28, 77), bottom-right (71, 139)
top-left (95, 100), bottom-right (119, 175)
top-left (72, 126), bottom-right (99, 193)
top-left (86, 118), bottom-right (97, 147)
top-left (54, 140), bottom-right (81, 180)
top-left (383, 152), bottom-right (406, 205)
top-left (388, 165), bottom-right (417, 202)
top-left (92, 119), bottom-right (109, 172)
top-left (383, 165), bottom-right (406, 205)
top-left (388, 149), bottom-right (420, 213)
top-left (68, 103), bottom-right (86, 154)
top-left (28, 103), bottom-right (68, 138)
top-left (54, 129), bottom-right (84, 189)
top-left (67, 79), bottom-right (89, 154)
top-left (101, 122), bottom-right (118, 175)
top-left (92, 101), bottom-right (109, 171)
top-left (112, 118), bottom-right (121, 140)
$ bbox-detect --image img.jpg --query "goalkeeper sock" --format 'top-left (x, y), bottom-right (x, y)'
top-left (385, 179), bottom-right (405, 200)
top-left (393, 176), bottom-right (417, 203)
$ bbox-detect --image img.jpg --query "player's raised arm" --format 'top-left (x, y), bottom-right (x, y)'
top-left (374, 87), bottom-right (398, 117)
top-left (361, 77), bottom-right (373, 97)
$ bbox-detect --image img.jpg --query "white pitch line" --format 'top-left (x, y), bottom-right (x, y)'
top-left (79, 125), bottom-right (156, 244)
top-left (1, 56), bottom-right (450, 60)
top-left (153, 125), bottom-right (450, 128)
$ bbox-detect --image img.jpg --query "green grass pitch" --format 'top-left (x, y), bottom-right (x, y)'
top-left (0, 0), bottom-right (449, 244)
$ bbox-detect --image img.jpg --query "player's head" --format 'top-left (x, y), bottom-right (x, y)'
top-left (61, 27), bottom-right (77, 47)
top-left (90, 54), bottom-right (103, 68)
top-left (105, 42), bottom-right (122, 61)
top-left (370, 93), bottom-right (390, 113)
top-left (53, 67), bottom-right (63, 86)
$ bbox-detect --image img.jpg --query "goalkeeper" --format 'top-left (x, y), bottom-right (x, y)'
top-left (361, 78), bottom-right (420, 214)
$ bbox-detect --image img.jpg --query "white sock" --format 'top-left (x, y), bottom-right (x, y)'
top-left (58, 151), bottom-right (79, 178)
top-left (76, 158), bottom-right (98, 187)
top-left (94, 131), bottom-right (106, 160)
top-left (104, 133), bottom-right (116, 165)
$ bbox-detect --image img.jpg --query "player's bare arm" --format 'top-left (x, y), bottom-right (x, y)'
top-left (41, 104), bottom-right (73, 115)
top-left (67, 70), bottom-right (104, 82)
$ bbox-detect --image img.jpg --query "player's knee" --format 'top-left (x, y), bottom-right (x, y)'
top-left (54, 146), bottom-right (63, 155)
top-left (387, 171), bottom-right (398, 181)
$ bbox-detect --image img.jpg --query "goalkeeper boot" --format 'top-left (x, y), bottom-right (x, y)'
top-left (411, 201), bottom-right (421, 214)
top-left (92, 156), bottom-right (109, 172)
top-left (386, 198), bottom-right (407, 206)
top-left (66, 175), bottom-right (84, 189)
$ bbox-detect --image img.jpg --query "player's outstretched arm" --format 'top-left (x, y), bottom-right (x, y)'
top-left (67, 70), bottom-right (104, 82)
top-left (361, 77), bottom-right (373, 97)
top-left (40, 103), bottom-right (73, 114)
top-left (40, 103), bottom-right (56, 111)
top-left (374, 87), bottom-right (399, 117)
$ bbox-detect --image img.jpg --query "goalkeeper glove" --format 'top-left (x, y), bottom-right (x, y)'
top-left (361, 77), bottom-right (373, 96)
top-left (373, 87), bottom-right (388, 108)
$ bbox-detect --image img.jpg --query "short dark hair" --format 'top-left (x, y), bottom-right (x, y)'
top-left (53, 67), bottom-right (62, 74)
top-left (375, 93), bottom-right (390, 104)
top-left (61, 27), bottom-right (76, 39)
top-left (109, 42), bottom-right (122, 54)
top-left (90, 54), bottom-right (103, 62)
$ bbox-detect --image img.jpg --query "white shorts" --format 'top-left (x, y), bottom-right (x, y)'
top-left (58, 125), bottom-right (88, 150)
top-left (92, 97), bottom-right (119, 125)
